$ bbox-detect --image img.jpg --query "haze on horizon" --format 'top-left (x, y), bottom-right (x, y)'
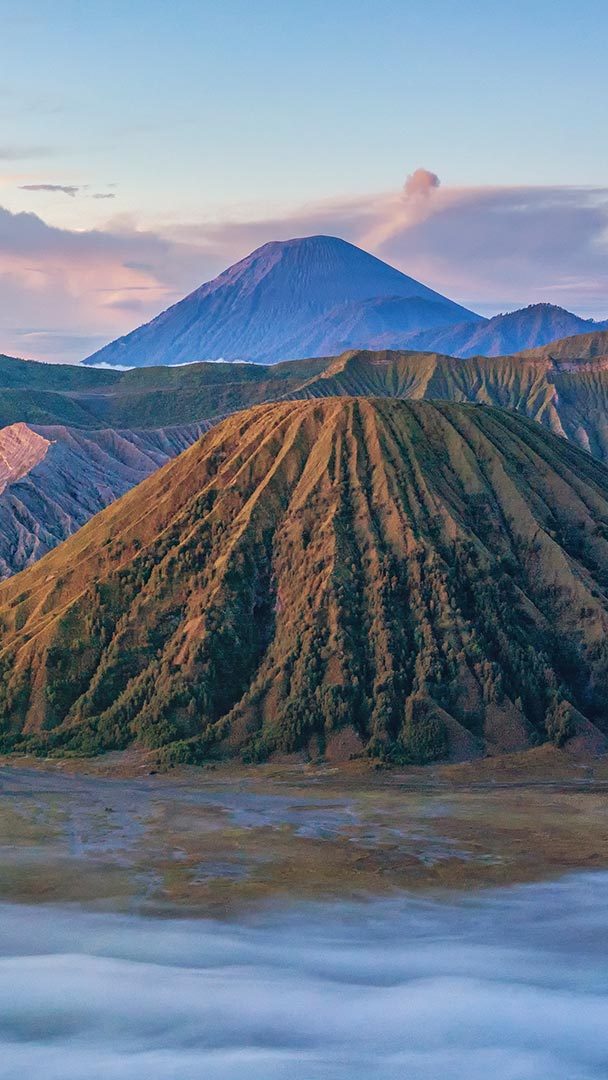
top-left (0, 0), bottom-right (607, 362)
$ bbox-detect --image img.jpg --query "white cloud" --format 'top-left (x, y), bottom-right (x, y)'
top-left (0, 873), bottom-right (607, 1079)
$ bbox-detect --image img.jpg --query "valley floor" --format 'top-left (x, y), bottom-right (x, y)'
top-left (1, 747), bottom-right (608, 913)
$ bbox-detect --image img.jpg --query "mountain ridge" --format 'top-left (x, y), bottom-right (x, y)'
top-left (399, 303), bottom-right (608, 358)
top-left (3, 330), bottom-right (608, 580)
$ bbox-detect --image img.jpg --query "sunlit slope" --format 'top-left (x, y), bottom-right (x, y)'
top-left (1, 398), bottom-right (608, 763)
top-left (285, 351), bottom-right (608, 459)
top-left (289, 350), bottom-right (561, 427)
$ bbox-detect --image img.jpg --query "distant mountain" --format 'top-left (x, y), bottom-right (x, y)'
top-left (80, 233), bottom-right (607, 368)
top-left (397, 304), bottom-right (608, 358)
top-left (1, 398), bottom-right (607, 762)
top-left (0, 420), bottom-right (206, 579)
top-left (82, 235), bottom-right (482, 367)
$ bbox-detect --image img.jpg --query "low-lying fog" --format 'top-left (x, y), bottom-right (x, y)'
top-left (1, 874), bottom-right (607, 1080)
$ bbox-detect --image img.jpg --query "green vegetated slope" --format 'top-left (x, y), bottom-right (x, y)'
top-left (1, 397), bottom-right (608, 764)
top-left (0, 355), bottom-right (327, 427)
top-left (0, 354), bottom-right (117, 390)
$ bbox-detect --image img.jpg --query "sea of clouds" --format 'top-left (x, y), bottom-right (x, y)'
top-left (1, 874), bottom-right (607, 1079)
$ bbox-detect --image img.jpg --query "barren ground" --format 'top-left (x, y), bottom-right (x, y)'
top-left (1, 746), bottom-right (607, 914)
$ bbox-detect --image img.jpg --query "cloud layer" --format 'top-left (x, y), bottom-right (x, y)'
top-left (1, 874), bottom-right (608, 1078)
top-left (1, 173), bottom-right (607, 362)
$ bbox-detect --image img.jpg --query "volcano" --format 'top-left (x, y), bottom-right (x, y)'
top-left (1, 397), bottom-right (608, 763)
top-left (82, 235), bottom-right (481, 368)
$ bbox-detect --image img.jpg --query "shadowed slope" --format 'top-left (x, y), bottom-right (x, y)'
top-left (79, 234), bottom-right (605, 369)
top-left (1, 398), bottom-right (608, 763)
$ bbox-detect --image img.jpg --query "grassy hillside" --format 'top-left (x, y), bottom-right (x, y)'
top-left (1, 398), bottom-right (608, 763)
top-left (0, 354), bottom-right (117, 390)
top-left (0, 356), bottom-right (329, 427)
top-left (4, 344), bottom-right (608, 460)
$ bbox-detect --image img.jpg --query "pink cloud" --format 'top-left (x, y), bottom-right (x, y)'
top-left (0, 207), bottom-right (207, 360)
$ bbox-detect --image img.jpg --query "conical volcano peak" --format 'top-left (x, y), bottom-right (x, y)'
top-left (214, 234), bottom-right (448, 302)
top-left (2, 396), bottom-right (608, 763)
top-left (236, 234), bottom-right (362, 262)
top-left (83, 236), bottom-right (481, 368)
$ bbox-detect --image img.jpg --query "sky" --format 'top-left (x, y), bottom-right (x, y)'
top-left (0, 0), bottom-right (607, 362)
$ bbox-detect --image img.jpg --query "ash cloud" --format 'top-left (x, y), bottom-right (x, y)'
top-left (404, 168), bottom-right (440, 198)
top-left (364, 166), bottom-right (442, 246)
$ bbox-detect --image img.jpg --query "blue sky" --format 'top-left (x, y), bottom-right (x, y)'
top-left (0, 0), bottom-right (606, 360)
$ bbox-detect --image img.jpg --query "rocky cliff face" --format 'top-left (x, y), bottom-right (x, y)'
top-left (0, 423), bottom-right (50, 495)
top-left (0, 422), bottom-right (207, 578)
